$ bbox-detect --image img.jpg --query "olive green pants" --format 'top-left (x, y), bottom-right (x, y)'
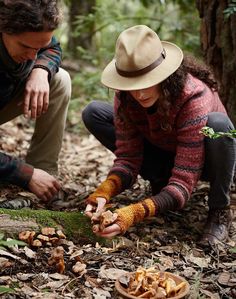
top-left (0, 68), bottom-right (71, 175)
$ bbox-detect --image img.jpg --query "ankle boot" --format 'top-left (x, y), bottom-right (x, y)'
top-left (199, 207), bottom-right (233, 246)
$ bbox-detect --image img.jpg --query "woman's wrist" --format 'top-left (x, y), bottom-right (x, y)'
top-left (115, 198), bottom-right (157, 233)
top-left (86, 174), bottom-right (122, 205)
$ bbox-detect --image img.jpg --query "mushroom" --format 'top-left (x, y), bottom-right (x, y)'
top-left (37, 234), bottom-right (50, 243)
top-left (41, 227), bottom-right (56, 236)
top-left (92, 210), bottom-right (118, 231)
top-left (32, 239), bottom-right (42, 247)
top-left (18, 230), bottom-right (36, 245)
top-left (48, 246), bottom-right (65, 274)
top-left (72, 261), bottom-right (87, 274)
top-left (56, 230), bottom-right (66, 239)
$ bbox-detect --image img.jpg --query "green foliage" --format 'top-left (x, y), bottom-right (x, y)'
top-left (72, 68), bottom-right (108, 101)
top-left (229, 247), bottom-right (236, 253)
top-left (63, 0), bottom-right (201, 131)
top-left (0, 233), bottom-right (26, 250)
top-left (224, 0), bottom-right (236, 19)
top-left (73, 0), bottom-right (200, 64)
top-left (200, 126), bottom-right (236, 139)
top-left (0, 286), bottom-right (15, 295)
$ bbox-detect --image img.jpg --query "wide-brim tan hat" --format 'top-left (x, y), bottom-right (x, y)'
top-left (101, 25), bottom-right (183, 91)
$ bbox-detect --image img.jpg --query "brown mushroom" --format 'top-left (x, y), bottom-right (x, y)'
top-left (37, 234), bottom-right (50, 243)
top-left (48, 246), bottom-right (65, 274)
top-left (18, 230), bottom-right (36, 245)
top-left (56, 230), bottom-right (66, 239)
top-left (72, 261), bottom-right (87, 274)
top-left (32, 239), bottom-right (42, 247)
top-left (99, 210), bottom-right (118, 230)
top-left (41, 227), bottom-right (56, 236)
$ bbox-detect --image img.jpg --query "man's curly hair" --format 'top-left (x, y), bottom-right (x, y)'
top-left (0, 0), bottom-right (61, 34)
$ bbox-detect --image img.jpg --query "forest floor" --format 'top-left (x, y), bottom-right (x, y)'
top-left (0, 117), bottom-right (236, 299)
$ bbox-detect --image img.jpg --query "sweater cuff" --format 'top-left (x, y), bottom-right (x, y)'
top-left (115, 198), bottom-right (157, 234)
top-left (151, 191), bottom-right (179, 212)
top-left (14, 162), bottom-right (34, 189)
top-left (86, 174), bottom-right (122, 205)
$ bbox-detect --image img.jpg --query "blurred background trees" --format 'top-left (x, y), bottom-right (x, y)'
top-left (197, 0), bottom-right (236, 123)
top-left (58, 0), bottom-right (236, 131)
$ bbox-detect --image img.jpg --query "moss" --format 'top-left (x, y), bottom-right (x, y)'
top-left (0, 208), bottom-right (102, 244)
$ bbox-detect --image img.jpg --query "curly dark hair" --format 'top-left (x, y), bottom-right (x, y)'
top-left (119, 55), bottom-right (218, 131)
top-left (0, 0), bottom-right (61, 34)
top-left (156, 55), bottom-right (218, 130)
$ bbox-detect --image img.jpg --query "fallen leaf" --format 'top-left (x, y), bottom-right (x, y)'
top-left (99, 265), bottom-right (128, 280)
top-left (218, 272), bottom-right (231, 286)
top-left (185, 254), bottom-right (211, 268)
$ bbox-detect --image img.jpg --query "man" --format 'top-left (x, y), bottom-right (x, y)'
top-left (0, 0), bottom-right (71, 202)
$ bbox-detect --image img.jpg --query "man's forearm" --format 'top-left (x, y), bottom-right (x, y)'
top-left (0, 152), bottom-right (33, 188)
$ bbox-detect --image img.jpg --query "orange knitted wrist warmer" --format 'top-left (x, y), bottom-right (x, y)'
top-left (87, 174), bottom-right (122, 205)
top-left (115, 198), bottom-right (157, 234)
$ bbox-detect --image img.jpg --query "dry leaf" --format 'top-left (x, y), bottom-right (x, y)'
top-left (23, 246), bottom-right (36, 259)
top-left (218, 272), bottom-right (231, 286)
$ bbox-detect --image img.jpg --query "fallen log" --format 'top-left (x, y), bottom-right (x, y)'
top-left (0, 208), bottom-right (98, 244)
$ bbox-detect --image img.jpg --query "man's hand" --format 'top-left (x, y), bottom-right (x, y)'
top-left (24, 68), bottom-right (49, 119)
top-left (28, 168), bottom-right (61, 202)
top-left (85, 197), bottom-right (106, 219)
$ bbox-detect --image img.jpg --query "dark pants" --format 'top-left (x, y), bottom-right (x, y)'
top-left (82, 101), bottom-right (236, 210)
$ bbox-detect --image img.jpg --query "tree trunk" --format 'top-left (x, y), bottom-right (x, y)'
top-left (67, 0), bottom-right (96, 58)
top-left (0, 208), bottom-right (98, 244)
top-left (196, 0), bottom-right (236, 124)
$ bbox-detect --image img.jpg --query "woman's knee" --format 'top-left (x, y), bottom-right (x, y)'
top-left (82, 101), bottom-right (100, 129)
top-left (207, 112), bottom-right (234, 132)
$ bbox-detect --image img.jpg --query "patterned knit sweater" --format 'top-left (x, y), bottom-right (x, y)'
top-left (88, 74), bottom-right (227, 214)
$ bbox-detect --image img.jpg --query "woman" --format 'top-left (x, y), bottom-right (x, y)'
top-left (82, 25), bottom-right (235, 246)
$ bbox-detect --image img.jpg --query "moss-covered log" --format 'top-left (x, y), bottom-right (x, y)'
top-left (0, 208), bottom-right (98, 244)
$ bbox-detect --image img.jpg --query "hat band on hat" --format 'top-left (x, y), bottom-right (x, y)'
top-left (115, 48), bottom-right (166, 78)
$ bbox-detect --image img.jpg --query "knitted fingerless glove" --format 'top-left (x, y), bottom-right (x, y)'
top-left (115, 198), bottom-right (158, 234)
top-left (86, 174), bottom-right (122, 205)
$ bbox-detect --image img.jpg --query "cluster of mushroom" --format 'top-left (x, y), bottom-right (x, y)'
top-left (18, 227), bottom-right (66, 248)
top-left (18, 227), bottom-right (87, 275)
top-left (121, 267), bottom-right (187, 299)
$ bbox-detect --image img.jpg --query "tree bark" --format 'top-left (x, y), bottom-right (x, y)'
top-left (67, 0), bottom-right (96, 58)
top-left (196, 0), bottom-right (236, 124)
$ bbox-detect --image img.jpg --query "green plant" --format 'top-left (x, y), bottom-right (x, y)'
top-left (191, 273), bottom-right (205, 299)
top-left (229, 247), bottom-right (236, 253)
top-left (200, 126), bottom-right (236, 139)
top-left (73, 0), bottom-right (200, 64)
top-left (0, 286), bottom-right (15, 295)
top-left (0, 233), bottom-right (26, 250)
top-left (224, 0), bottom-right (236, 19)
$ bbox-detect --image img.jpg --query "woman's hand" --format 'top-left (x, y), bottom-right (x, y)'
top-left (85, 197), bottom-right (106, 219)
top-left (85, 197), bottom-right (123, 238)
top-left (93, 223), bottom-right (122, 238)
